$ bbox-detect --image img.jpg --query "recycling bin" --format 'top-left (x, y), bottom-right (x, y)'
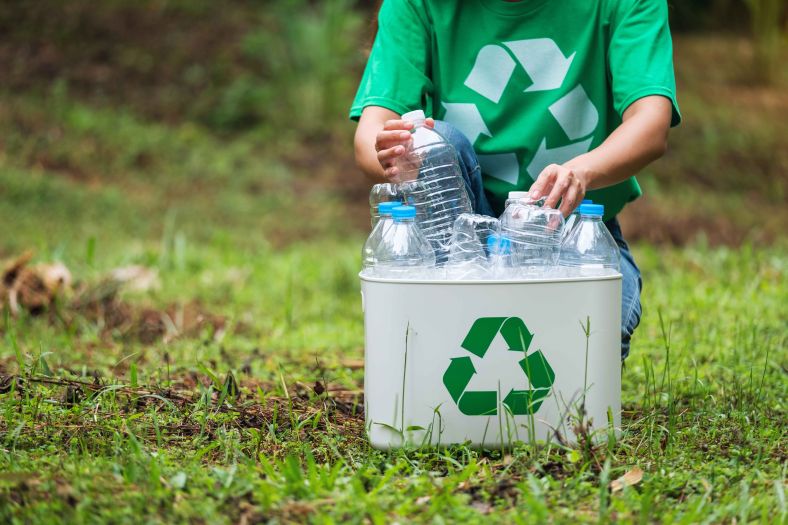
top-left (360, 273), bottom-right (622, 449)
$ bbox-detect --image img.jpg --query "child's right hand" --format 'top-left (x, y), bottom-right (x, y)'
top-left (375, 117), bottom-right (434, 180)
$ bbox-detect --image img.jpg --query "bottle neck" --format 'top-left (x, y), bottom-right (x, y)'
top-left (393, 217), bottom-right (416, 224)
top-left (580, 214), bottom-right (603, 221)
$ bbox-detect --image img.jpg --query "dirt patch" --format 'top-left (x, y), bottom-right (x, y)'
top-left (0, 372), bottom-right (366, 459)
top-left (72, 284), bottom-right (227, 345)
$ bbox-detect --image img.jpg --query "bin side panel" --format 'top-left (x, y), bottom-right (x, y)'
top-left (362, 278), bottom-right (621, 449)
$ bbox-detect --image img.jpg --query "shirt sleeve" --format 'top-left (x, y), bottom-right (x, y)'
top-left (607, 0), bottom-right (681, 126)
top-left (349, 0), bottom-right (433, 121)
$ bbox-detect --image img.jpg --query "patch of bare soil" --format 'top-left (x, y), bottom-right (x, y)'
top-left (0, 373), bottom-right (366, 457)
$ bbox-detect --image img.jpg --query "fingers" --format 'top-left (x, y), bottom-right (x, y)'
top-left (377, 145), bottom-right (406, 164)
top-left (532, 164), bottom-right (586, 216)
top-left (559, 184), bottom-right (581, 218)
top-left (529, 165), bottom-right (559, 201)
top-left (383, 165), bottom-right (400, 179)
top-left (383, 119), bottom-right (414, 131)
top-left (376, 130), bottom-right (412, 153)
top-left (375, 125), bottom-right (412, 176)
top-left (544, 173), bottom-right (570, 209)
top-left (377, 130), bottom-right (412, 145)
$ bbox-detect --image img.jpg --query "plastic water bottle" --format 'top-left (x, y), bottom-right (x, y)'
top-left (369, 183), bottom-right (400, 227)
top-left (395, 110), bottom-right (472, 262)
top-left (500, 200), bottom-right (564, 274)
top-left (361, 201), bottom-right (402, 271)
top-left (446, 214), bottom-right (500, 279)
top-left (559, 203), bottom-right (620, 275)
top-left (562, 199), bottom-right (594, 242)
top-left (504, 190), bottom-right (540, 209)
top-left (487, 234), bottom-right (514, 279)
top-left (373, 205), bottom-right (436, 278)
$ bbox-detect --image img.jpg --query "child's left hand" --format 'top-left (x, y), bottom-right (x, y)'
top-left (528, 164), bottom-right (589, 218)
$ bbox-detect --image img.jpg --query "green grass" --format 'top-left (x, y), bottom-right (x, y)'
top-left (0, 5), bottom-right (787, 521)
top-left (1, 231), bottom-right (786, 523)
top-left (0, 98), bottom-right (786, 522)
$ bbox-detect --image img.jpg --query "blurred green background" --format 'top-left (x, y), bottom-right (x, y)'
top-left (0, 0), bottom-right (785, 259)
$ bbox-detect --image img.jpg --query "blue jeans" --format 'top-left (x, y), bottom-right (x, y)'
top-left (435, 121), bottom-right (642, 359)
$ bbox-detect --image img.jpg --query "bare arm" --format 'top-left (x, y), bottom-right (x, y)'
top-left (354, 106), bottom-right (434, 182)
top-left (529, 96), bottom-right (673, 216)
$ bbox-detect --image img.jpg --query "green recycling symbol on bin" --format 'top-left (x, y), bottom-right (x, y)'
top-left (442, 317), bottom-right (555, 416)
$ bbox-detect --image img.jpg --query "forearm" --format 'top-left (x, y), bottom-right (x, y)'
top-left (529, 96), bottom-right (672, 215)
top-left (355, 123), bottom-right (387, 181)
top-left (566, 96), bottom-right (672, 190)
top-left (354, 106), bottom-right (400, 182)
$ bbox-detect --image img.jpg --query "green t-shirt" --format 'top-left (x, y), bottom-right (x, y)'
top-left (350, 0), bottom-right (681, 218)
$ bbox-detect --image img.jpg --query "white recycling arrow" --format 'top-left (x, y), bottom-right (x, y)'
top-left (464, 44), bottom-right (517, 104)
top-left (442, 102), bottom-right (492, 144)
top-left (548, 85), bottom-right (599, 141)
top-left (478, 153), bottom-right (520, 185)
top-left (503, 38), bottom-right (575, 93)
top-left (526, 137), bottom-right (593, 180)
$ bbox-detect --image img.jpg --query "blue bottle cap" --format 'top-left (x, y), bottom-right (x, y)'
top-left (487, 234), bottom-right (512, 254)
top-left (377, 201), bottom-right (403, 215)
top-left (391, 205), bottom-right (417, 220)
top-left (582, 199), bottom-right (593, 204)
top-left (577, 203), bottom-right (604, 216)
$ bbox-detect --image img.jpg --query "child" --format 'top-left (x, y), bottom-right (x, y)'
top-left (350, 0), bottom-right (681, 359)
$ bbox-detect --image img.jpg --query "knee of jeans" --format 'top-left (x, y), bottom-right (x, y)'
top-left (622, 289), bottom-right (642, 335)
top-left (433, 120), bottom-right (475, 157)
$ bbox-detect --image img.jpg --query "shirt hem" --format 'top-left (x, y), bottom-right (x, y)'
top-left (618, 86), bottom-right (682, 127)
top-left (349, 97), bottom-right (417, 122)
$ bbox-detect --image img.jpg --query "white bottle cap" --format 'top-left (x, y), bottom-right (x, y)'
top-left (508, 191), bottom-right (530, 199)
top-left (401, 110), bottom-right (426, 123)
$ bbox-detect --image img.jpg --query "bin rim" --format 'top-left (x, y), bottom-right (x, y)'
top-left (359, 272), bottom-right (622, 285)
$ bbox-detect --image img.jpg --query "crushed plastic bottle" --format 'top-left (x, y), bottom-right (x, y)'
top-left (487, 234), bottom-right (515, 279)
top-left (446, 214), bottom-right (500, 280)
top-left (361, 201), bottom-right (402, 270)
top-left (558, 203), bottom-right (620, 276)
top-left (504, 190), bottom-right (543, 209)
top-left (372, 205), bottom-right (436, 278)
top-left (395, 110), bottom-right (472, 262)
top-left (500, 200), bottom-right (564, 275)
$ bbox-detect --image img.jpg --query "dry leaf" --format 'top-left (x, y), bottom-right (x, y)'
top-left (610, 467), bottom-right (644, 493)
top-left (415, 496), bottom-right (431, 505)
top-left (1, 252), bottom-right (72, 315)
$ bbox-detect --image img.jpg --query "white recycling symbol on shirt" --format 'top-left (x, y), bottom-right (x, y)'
top-left (442, 38), bottom-right (599, 185)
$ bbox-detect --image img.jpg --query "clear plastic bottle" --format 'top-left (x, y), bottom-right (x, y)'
top-left (369, 183), bottom-right (400, 227)
top-left (487, 234), bottom-right (514, 279)
top-left (504, 190), bottom-right (543, 209)
top-left (562, 199), bottom-right (594, 242)
top-left (361, 201), bottom-right (402, 272)
top-left (373, 205), bottom-right (436, 278)
top-left (558, 203), bottom-right (620, 276)
top-left (499, 200), bottom-right (564, 274)
top-left (446, 213), bottom-right (500, 280)
top-left (395, 110), bottom-right (472, 263)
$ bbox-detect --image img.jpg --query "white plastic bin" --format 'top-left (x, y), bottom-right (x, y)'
top-left (360, 274), bottom-right (622, 449)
